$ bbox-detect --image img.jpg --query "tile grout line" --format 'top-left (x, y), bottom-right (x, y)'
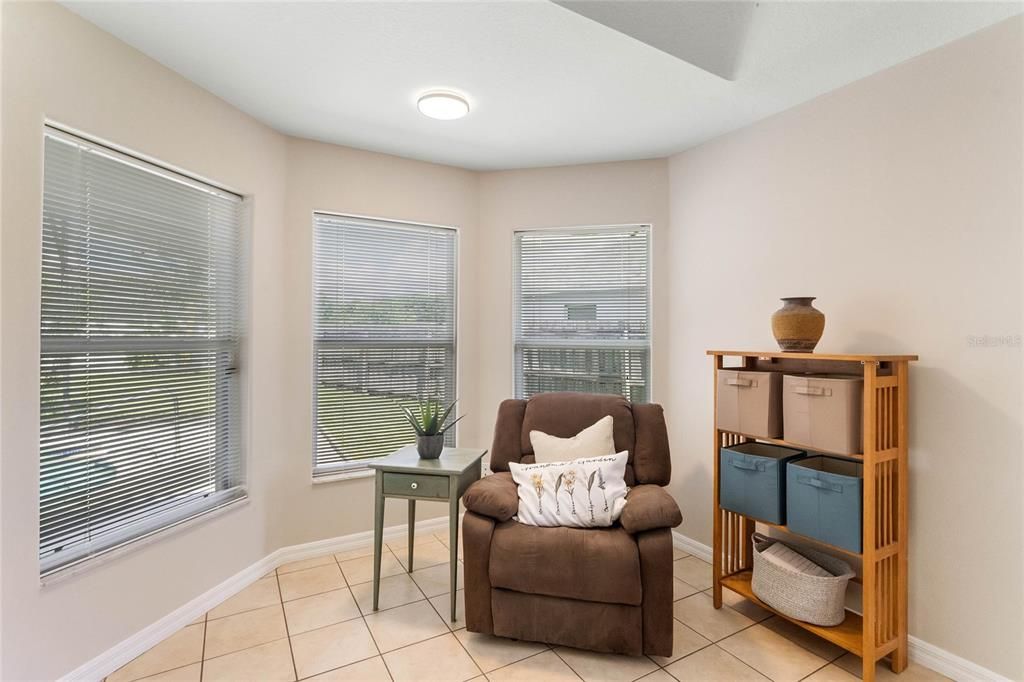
top-left (204, 574), bottom-right (280, 624)
top-left (363, 560), bottom-right (456, 668)
top-left (358, 594), bottom-right (393, 681)
top-left (275, 567), bottom-right (300, 682)
top-left (758, 618), bottom-right (849, 667)
top-left (198, 611), bottom-right (208, 681)
top-left (716, 643), bottom-right (774, 681)
top-left (336, 538), bottom-right (474, 680)
top-left (797, 658), bottom-right (837, 681)
top-left (637, 669), bottom-right (670, 682)
top-left (115, 548), bottom-right (454, 681)
top-left (195, 586), bottom-right (466, 676)
top-left (287, 551), bottom-right (390, 681)
top-left (548, 647), bottom-right (587, 681)
top-left (662, 585), bottom-right (780, 677)
top-left (443, 593), bottom-right (485, 680)
top-left (644, 617), bottom-right (715, 671)
top-left (688, 556), bottom-right (857, 674)
top-left (480, 648), bottom-right (551, 680)
top-left (312, 549), bottom-right (381, 680)
top-left (200, 636), bottom-right (291, 665)
top-left (696, 586), bottom-right (848, 674)
top-left (126, 549), bottom-right (843, 682)
top-left (349, 547), bottom-right (398, 682)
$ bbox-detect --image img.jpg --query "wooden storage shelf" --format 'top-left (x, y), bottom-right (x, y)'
top-left (710, 350), bottom-right (916, 682)
top-left (754, 518), bottom-right (864, 558)
top-left (720, 570), bottom-right (864, 656)
top-left (719, 429), bottom-right (864, 461)
top-left (707, 349), bottom-right (919, 363)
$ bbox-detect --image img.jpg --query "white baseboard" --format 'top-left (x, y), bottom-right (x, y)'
top-left (61, 515), bottom-right (451, 682)
top-left (671, 529), bottom-right (712, 563)
top-left (670, 531), bottom-right (1012, 682)
top-left (65, 524), bottom-right (1012, 682)
top-left (907, 636), bottom-right (1013, 682)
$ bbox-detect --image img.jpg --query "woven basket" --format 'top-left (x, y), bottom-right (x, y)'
top-left (750, 532), bottom-right (855, 626)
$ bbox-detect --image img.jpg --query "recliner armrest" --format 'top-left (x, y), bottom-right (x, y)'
top-left (463, 472), bottom-right (519, 522)
top-left (620, 485), bottom-right (682, 534)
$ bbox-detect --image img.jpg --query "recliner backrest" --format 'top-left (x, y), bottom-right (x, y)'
top-left (489, 392), bottom-right (671, 486)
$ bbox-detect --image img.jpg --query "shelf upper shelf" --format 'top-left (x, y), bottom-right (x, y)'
top-left (717, 430), bottom-right (864, 460)
top-left (707, 349), bottom-right (918, 362)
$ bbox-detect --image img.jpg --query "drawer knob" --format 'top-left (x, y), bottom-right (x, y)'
top-left (410, 482), bottom-right (418, 490)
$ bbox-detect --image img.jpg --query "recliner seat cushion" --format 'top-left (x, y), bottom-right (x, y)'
top-left (490, 589), bottom-right (643, 656)
top-left (488, 520), bottom-right (642, 606)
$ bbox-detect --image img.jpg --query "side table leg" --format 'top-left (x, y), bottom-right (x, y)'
top-left (373, 470), bottom-right (384, 611)
top-left (449, 477), bottom-right (459, 622)
top-left (407, 499), bottom-right (416, 572)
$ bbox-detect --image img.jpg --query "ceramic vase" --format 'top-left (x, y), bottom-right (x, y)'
top-left (417, 434), bottom-right (445, 459)
top-left (771, 297), bottom-right (825, 352)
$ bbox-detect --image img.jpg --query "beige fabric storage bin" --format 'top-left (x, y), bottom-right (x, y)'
top-left (783, 374), bottom-right (863, 454)
top-left (716, 370), bottom-right (782, 438)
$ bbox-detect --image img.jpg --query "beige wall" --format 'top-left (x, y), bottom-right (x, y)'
top-left (0, 4), bottom-right (487, 677)
top-left (665, 17), bottom-right (1023, 679)
top-left (475, 161), bottom-right (671, 444)
top-left (2, 2), bottom-right (1022, 679)
top-left (270, 148), bottom-right (670, 548)
top-left (0, 3), bottom-right (288, 679)
top-left (271, 137), bottom-right (480, 548)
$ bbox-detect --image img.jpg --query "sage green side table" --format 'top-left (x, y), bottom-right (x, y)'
top-left (369, 446), bottom-right (487, 621)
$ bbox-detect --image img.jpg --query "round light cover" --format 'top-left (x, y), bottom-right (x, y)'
top-left (417, 91), bottom-right (470, 120)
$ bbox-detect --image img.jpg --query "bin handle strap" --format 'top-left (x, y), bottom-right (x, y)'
top-left (792, 385), bottom-right (832, 397)
top-left (725, 378), bottom-right (755, 387)
top-left (729, 458), bottom-right (766, 472)
top-left (797, 475), bottom-right (842, 493)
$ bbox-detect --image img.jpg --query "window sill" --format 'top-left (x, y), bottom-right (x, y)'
top-left (40, 495), bottom-right (250, 587)
top-left (312, 467), bottom-right (375, 485)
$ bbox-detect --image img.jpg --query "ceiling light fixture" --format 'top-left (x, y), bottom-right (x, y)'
top-left (417, 90), bottom-right (470, 120)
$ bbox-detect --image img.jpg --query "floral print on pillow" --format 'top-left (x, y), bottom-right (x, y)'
top-left (509, 452), bottom-right (629, 528)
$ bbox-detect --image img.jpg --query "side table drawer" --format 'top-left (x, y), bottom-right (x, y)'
top-left (382, 472), bottom-right (449, 499)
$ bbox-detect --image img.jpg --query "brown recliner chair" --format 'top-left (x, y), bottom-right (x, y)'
top-left (461, 392), bottom-right (682, 657)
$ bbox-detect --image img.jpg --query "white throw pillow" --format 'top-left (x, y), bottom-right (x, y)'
top-left (530, 415), bottom-right (615, 464)
top-left (509, 452), bottom-right (629, 528)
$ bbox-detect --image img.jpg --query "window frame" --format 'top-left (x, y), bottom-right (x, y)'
top-left (38, 125), bottom-right (249, 579)
top-left (511, 223), bottom-right (652, 402)
top-left (310, 211), bottom-right (460, 479)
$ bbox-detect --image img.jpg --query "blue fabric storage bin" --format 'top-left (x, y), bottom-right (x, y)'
top-left (719, 442), bottom-right (805, 524)
top-left (786, 456), bottom-right (863, 553)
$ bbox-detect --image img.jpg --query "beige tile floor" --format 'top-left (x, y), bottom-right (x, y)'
top-left (106, 534), bottom-right (948, 682)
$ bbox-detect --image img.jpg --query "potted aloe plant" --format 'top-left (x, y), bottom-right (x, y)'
top-left (401, 398), bottom-right (463, 459)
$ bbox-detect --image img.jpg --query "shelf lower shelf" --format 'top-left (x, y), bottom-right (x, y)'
top-left (720, 570), bottom-right (864, 657)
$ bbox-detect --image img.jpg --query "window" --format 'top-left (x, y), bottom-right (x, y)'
top-left (313, 214), bottom-right (457, 475)
top-left (514, 225), bottom-right (650, 402)
top-left (40, 127), bottom-right (245, 575)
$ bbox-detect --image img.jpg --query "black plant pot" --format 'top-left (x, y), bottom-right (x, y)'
top-left (417, 434), bottom-right (445, 459)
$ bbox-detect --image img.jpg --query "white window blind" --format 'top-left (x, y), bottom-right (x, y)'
top-left (40, 127), bottom-right (245, 575)
top-left (514, 226), bottom-right (650, 402)
top-left (313, 214), bottom-right (457, 474)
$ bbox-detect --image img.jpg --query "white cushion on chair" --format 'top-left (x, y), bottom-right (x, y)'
top-left (509, 452), bottom-right (629, 528)
top-left (529, 415), bottom-right (615, 464)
